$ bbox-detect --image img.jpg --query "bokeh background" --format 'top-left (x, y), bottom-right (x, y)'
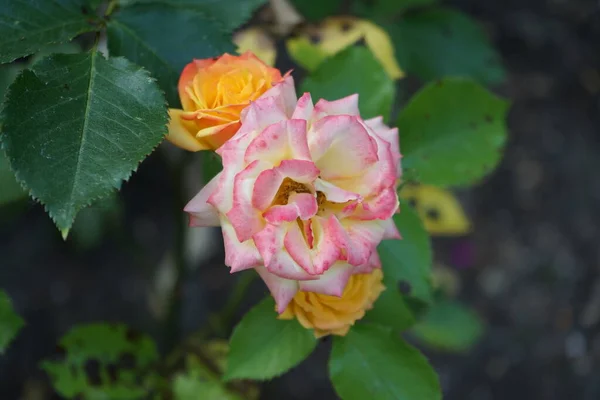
top-left (1, 0), bottom-right (600, 399)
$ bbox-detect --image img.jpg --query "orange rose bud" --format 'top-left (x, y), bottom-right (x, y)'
top-left (167, 52), bottom-right (284, 151)
top-left (279, 269), bottom-right (386, 338)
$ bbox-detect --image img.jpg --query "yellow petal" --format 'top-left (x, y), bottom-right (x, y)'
top-left (359, 20), bottom-right (404, 80)
top-left (400, 184), bottom-right (472, 236)
top-left (294, 17), bottom-right (404, 80)
top-left (234, 27), bottom-right (277, 67)
top-left (166, 109), bottom-right (210, 152)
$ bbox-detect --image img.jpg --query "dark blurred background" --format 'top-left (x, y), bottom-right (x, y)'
top-left (2, 0), bottom-right (600, 399)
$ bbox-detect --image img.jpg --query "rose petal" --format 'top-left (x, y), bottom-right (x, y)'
top-left (221, 219), bottom-right (263, 273)
top-left (166, 109), bottom-right (210, 152)
top-left (263, 192), bottom-right (318, 224)
top-left (298, 262), bottom-right (354, 296)
top-left (255, 265), bottom-right (299, 313)
top-left (245, 119), bottom-right (311, 165)
top-left (184, 172), bottom-right (222, 227)
top-left (309, 115), bottom-right (379, 179)
top-left (313, 94), bottom-right (360, 120)
top-left (253, 224), bottom-right (317, 280)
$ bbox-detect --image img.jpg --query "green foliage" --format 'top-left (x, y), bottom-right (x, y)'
top-left (301, 46), bottom-right (395, 121)
top-left (119, 0), bottom-right (267, 32)
top-left (224, 297), bottom-right (317, 381)
top-left (0, 290), bottom-right (24, 353)
top-left (41, 323), bottom-right (159, 399)
top-left (329, 324), bottom-right (441, 400)
top-left (411, 299), bottom-right (484, 352)
top-left (290, 0), bottom-right (343, 21)
top-left (202, 151), bottom-right (223, 183)
top-left (352, 0), bottom-right (438, 19)
top-left (378, 199), bottom-right (433, 304)
top-left (107, 2), bottom-right (236, 105)
top-left (286, 37), bottom-right (328, 72)
top-left (397, 78), bottom-right (509, 186)
top-left (0, 0), bottom-right (99, 64)
top-left (173, 355), bottom-right (243, 400)
top-left (387, 8), bottom-right (505, 84)
top-left (365, 275), bottom-right (416, 332)
top-left (1, 51), bottom-right (168, 234)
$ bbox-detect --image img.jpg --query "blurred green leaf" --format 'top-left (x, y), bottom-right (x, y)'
top-left (286, 37), bottom-right (329, 72)
top-left (301, 46), bottom-right (395, 121)
top-left (386, 8), bottom-right (505, 84)
top-left (119, 0), bottom-right (267, 31)
top-left (329, 324), bottom-right (441, 400)
top-left (1, 51), bottom-right (168, 234)
top-left (224, 297), bottom-right (317, 381)
top-left (41, 323), bottom-right (158, 399)
top-left (365, 275), bottom-right (417, 332)
top-left (352, 0), bottom-right (438, 19)
top-left (107, 2), bottom-right (236, 105)
top-left (0, 0), bottom-right (98, 64)
top-left (0, 290), bottom-right (24, 354)
top-left (289, 0), bottom-right (343, 21)
top-left (411, 299), bottom-right (484, 352)
top-left (173, 355), bottom-right (244, 400)
top-left (0, 64), bottom-right (22, 100)
top-left (397, 78), bottom-right (509, 186)
top-left (202, 151), bottom-right (223, 184)
top-left (378, 199), bottom-right (433, 304)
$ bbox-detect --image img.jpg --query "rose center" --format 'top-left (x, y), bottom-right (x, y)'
top-left (272, 178), bottom-right (312, 206)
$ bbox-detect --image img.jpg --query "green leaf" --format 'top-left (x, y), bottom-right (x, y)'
top-left (173, 355), bottom-right (243, 400)
top-left (286, 37), bottom-right (329, 72)
top-left (301, 46), bottom-right (395, 121)
top-left (202, 151), bottom-right (223, 184)
top-left (0, 290), bottom-right (24, 354)
top-left (107, 2), bottom-right (237, 105)
top-left (365, 275), bottom-right (416, 332)
top-left (289, 0), bottom-right (343, 21)
top-left (224, 297), bottom-right (317, 381)
top-left (41, 323), bottom-right (159, 399)
top-left (1, 51), bottom-right (168, 233)
top-left (329, 324), bottom-right (441, 400)
top-left (378, 199), bottom-right (433, 304)
top-left (0, 0), bottom-right (98, 64)
top-left (411, 299), bottom-right (484, 352)
top-left (397, 78), bottom-right (509, 186)
top-left (119, 0), bottom-right (267, 31)
top-left (352, 0), bottom-right (438, 19)
top-left (386, 8), bottom-right (505, 84)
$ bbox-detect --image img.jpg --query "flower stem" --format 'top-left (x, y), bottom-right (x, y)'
top-left (162, 154), bottom-right (189, 351)
top-left (207, 271), bottom-right (257, 337)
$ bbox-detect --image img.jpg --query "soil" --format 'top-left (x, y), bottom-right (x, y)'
top-left (1, 0), bottom-right (600, 399)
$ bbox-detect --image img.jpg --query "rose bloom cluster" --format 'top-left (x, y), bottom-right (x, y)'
top-left (168, 52), bottom-right (401, 338)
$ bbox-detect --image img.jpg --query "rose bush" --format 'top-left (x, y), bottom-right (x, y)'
top-left (167, 52), bottom-right (283, 151)
top-left (185, 76), bottom-right (402, 312)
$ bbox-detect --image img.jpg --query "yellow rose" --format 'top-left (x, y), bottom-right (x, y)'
top-left (167, 52), bottom-right (284, 151)
top-left (279, 269), bottom-right (385, 338)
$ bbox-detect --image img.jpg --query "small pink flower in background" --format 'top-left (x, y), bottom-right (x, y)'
top-left (185, 76), bottom-right (402, 312)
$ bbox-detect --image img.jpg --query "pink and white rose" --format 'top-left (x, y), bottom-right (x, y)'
top-left (185, 76), bottom-right (402, 312)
